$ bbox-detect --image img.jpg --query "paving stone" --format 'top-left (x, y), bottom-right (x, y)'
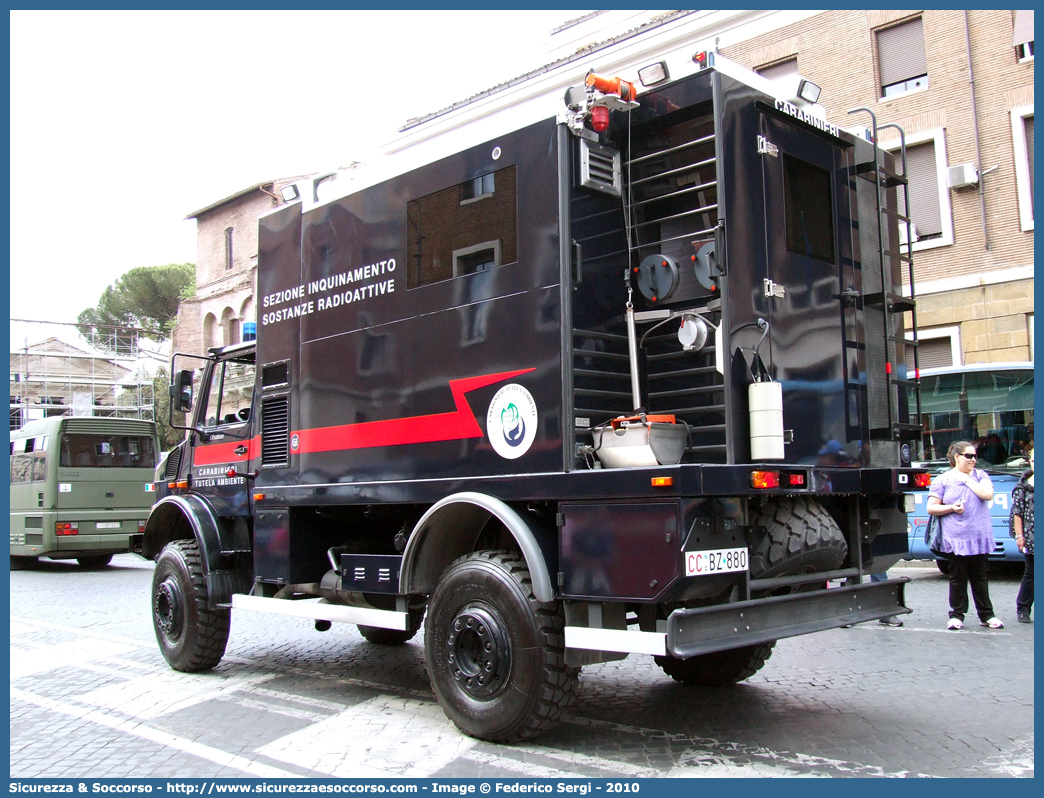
top-left (9, 555), bottom-right (1034, 778)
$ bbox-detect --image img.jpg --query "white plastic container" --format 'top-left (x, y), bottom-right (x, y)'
top-left (749, 381), bottom-right (784, 460)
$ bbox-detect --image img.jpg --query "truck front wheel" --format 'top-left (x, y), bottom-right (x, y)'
top-left (424, 550), bottom-right (578, 743)
top-left (152, 539), bottom-right (230, 672)
top-left (655, 642), bottom-right (776, 685)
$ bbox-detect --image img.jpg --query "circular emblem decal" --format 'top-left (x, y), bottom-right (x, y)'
top-left (486, 384), bottom-right (538, 460)
top-left (291, 434), bottom-right (300, 451)
top-left (900, 443), bottom-right (911, 463)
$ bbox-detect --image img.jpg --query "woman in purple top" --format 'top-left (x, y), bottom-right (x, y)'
top-left (927, 440), bottom-right (1004, 630)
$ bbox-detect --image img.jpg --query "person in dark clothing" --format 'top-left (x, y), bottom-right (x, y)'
top-left (1010, 447), bottom-right (1034, 623)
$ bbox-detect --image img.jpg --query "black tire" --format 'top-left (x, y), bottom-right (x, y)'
top-left (152, 539), bottom-right (230, 672)
top-left (655, 642), bottom-right (776, 685)
top-left (77, 554), bottom-right (113, 569)
top-left (653, 498), bottom-right (845, 688)
top-left (358, 607), bottom-right (425, 645)
top-left (749, 498), bottom-right (848, 587)
top-left (936, 559), bottom-right (950, 575)
top-left (424, 549), bottom-right (578, 743)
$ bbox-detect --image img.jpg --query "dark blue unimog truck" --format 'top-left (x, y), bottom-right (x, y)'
top-left (146, 53), bottom-right (930, 742)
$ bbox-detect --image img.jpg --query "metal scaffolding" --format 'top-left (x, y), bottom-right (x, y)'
top-left (9, 319), bottom-right (159, 431)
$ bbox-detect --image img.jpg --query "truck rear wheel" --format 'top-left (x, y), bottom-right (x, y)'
top-left (655, 642), bottom-right (776, 685)
top-left (424, 550), bottom-right (578, 743)
top-left (749, 497), bottom-right (847, 586)
top-left (152, 539), bottom-right (230, 672)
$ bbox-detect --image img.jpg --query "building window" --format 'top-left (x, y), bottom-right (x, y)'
top-left (461, 172), bottom-right (495, 204)
top-left (453, 240), bottom-right (501, 277)
top-left (877, 17), bottom-right (929, 98)
top-left (221, 308), bottom-right (235, 347)
top-left (1013, 10), bottom-right (1034, 61)
top-left (907, 326), bottom-right (960, 370)
top-left (889, 129), bottom-right (953, 251)
top-left (1011, 105), bottom-right (1034, 231)
top-left (757, 58), bottom-right (799, 84)
top-left (224, 227), bottom-right (234, 270)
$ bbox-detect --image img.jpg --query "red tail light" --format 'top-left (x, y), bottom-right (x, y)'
top-left (138, 520), bottom-right (147, 533)
top-left (914, 472), bottom-right (932, 489)
top-left (56, 522), bottom-right (78, 536)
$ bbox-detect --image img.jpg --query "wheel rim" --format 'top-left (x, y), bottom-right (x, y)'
top-left (446, 604), bottom-right (511, 699)
top-left (155, 576), bottom-right (184, 641)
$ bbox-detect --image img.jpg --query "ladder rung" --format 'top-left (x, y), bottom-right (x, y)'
top-left (882, 248), bottom-right (914, 264)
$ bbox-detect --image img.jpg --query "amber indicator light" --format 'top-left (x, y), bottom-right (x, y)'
top-left (750, 471), bottom-right (780, 489)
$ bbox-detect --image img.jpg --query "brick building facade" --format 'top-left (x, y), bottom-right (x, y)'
top-left (719, 9), bottom-right (1034, 366)
top-left (174, 178), bottom-right (305, 355)
top-left (176, 11), bottom-right (1032, 370)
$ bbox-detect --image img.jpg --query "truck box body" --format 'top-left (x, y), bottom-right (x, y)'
top-left (147, 54), bottom-right (928, 742)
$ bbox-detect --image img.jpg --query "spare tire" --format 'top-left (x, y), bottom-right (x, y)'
top-left (748, 498), bottom-right (847, 587)
top-left (654, 498), bottom-right (846, 687)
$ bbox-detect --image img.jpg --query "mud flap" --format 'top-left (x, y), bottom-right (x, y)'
top-left (666, 577), bottom-right (908, 659)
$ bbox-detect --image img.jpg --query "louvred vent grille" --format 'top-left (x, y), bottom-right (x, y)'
top-left (164, 447), bottom-right (182, 480)
top-left (261, 396), bottom-right (289, 467)
top-left (580, 139), bottom-right (622, 196)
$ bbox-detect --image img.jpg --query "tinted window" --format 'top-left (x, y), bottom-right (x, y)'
top-left (912, 369), bottom-right (1034, 465)
top-left (783, 153), bottom-right (835, 264)
top-left (59, 434), bottom-right (156, 469)
top-left (203, 360), bottom-right (255, 427)
top-left (406, 165), bottom-right (517, 289)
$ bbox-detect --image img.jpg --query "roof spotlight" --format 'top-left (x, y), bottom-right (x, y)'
top-left (796, 78), bottom-right (822, 104)
top-left (638, 61), bottom-right (669, 87)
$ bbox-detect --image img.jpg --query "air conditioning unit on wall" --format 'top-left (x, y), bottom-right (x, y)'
top-left (947, 162), bottom-right (979, 190)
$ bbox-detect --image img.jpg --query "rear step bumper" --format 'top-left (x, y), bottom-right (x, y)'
top-left (565, 578), bottom-right (909, 659)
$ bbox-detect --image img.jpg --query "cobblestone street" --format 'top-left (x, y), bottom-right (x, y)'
top-left (9, 555), bottom-right (1034, 778)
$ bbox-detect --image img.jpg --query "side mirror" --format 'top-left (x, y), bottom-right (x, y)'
top-left (170, 370), bottom-right (194, 413)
